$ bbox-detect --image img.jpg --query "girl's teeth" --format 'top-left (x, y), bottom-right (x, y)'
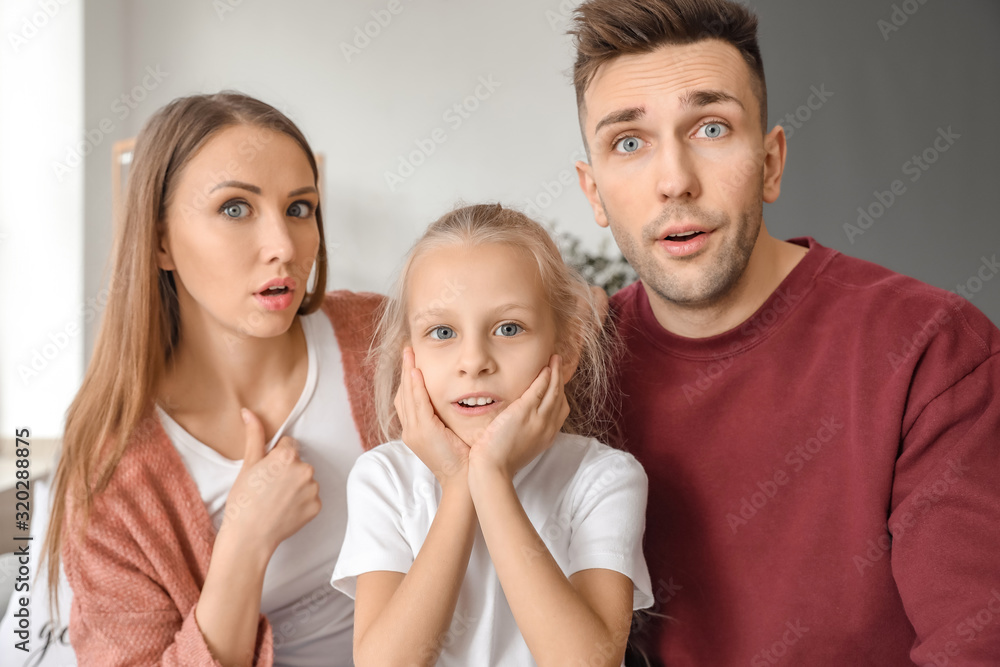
top-left (460, 397), bottom-right (494, 406)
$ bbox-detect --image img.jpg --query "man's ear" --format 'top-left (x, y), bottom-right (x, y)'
top-left (156, 222), bottom-right (176, 271)
top-left (576, 160), bottom-right (609, 229)
top-left (762, 124), bottom-right (787, 204)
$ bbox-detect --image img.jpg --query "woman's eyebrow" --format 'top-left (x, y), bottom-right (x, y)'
top-left (210, 180), bottom-right (260, 194)
top-left (289, 186), bottom-right (318, 197)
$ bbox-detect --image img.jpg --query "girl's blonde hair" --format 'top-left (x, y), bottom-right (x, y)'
top-left (371, 203), bottom-right (619, 443)
top-left (43, 92), bottom-right (327, 611)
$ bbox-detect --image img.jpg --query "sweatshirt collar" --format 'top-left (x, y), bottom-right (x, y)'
top-left (624, 237), bottom-right (836, 360)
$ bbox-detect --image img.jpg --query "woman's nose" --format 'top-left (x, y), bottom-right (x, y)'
top-left (259, 207), bottom-right (295, 264)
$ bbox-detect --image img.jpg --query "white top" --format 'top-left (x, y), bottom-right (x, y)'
top-left (157, 309), bottom-right (362, 667)
top-left (331, 432), bottom-right (654, 667)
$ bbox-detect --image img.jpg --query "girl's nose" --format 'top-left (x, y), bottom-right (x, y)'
top-left (457, 335), bottom-right (496, 377)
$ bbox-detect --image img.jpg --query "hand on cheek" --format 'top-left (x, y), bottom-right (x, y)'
top-left (394, 347), bottom-right (471, 487)
top-left (467, 354), bottom-right (569, 482)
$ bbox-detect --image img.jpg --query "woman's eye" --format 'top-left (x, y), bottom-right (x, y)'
top-left (494, 322), bottom-right (524, 337)
top-left (429, 326), bottom-right (456, 340)
top-left (221, 201), bottom-right (250, 219)
top-left (613, 136), bottom-right (644, 154)
top-left (696, 122), bottom-right (729, 139)
top-left (287, 201), bottom-right (313, 218)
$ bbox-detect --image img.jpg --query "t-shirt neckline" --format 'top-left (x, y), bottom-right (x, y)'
top-left (155, 313), bottom-right (321, 466)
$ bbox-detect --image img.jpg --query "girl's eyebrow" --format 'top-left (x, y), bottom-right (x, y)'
top-left (410, 303), bottom-right (534, 327)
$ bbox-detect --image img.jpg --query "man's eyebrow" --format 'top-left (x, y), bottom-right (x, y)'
top-left (594, 106), bottom-right (645, 136)
top-left (210, 180), bottom-right (261, 194)
top-left (679, 89), bottom-right (745, 111)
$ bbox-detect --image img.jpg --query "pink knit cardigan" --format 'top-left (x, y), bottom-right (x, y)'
top-left (62, 291), bottom-right (385, 666)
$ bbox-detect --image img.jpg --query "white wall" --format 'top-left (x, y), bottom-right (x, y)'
top-left (104, 0), bottom-right (608, 301)
top-left (5, 0), bottom-right (999, 437)
top-left (0, 0), bottom-right (83, 439)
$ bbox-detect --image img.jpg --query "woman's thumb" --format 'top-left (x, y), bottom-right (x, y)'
top-left (241, 408), bottom-right (266, 468)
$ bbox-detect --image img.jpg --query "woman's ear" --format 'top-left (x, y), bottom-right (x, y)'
top-left (156, 223), bottom-right (176, 271)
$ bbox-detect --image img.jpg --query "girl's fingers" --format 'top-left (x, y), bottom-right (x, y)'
top-left (538, 355), bottom-right (563, 415)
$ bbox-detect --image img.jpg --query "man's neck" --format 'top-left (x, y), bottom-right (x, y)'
top-left (644, 230), bottom-right (809, 339)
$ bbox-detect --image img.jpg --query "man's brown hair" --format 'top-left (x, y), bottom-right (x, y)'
top-left (570, 0), bottom-right (768, 138)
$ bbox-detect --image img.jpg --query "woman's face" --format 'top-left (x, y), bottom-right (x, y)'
top-left (158, 124), bottom-right (320, 345)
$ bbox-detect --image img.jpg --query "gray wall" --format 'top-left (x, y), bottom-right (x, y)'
top-left (755, 0), bottom-right (1000, 322)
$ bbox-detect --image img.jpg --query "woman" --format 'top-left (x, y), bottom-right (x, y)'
top-left (43, 92), bottom-right (383, 666)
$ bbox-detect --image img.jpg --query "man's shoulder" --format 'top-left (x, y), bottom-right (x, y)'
top-left (809, 242), bottom-right (997, 344)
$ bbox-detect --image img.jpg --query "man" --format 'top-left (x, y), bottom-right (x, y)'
top-left (570, 1), bottom-right (1000, 665)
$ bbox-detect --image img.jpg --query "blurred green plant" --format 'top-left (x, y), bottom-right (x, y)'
top-left (550, 226), bottom-right (637, 296)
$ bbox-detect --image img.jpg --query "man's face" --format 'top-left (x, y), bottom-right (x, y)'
top-left (576, 39), bottom-right (785, 308)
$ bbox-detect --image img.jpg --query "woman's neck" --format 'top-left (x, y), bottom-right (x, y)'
top-left (159, 313), bottom-right (308, 427)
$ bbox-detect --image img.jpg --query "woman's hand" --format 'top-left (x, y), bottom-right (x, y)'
top-left (394, 346), bottom-right (471, 487)
top-left (217, 408), bottom-right (322, 558)
top-left (467, 354), bottom-right (569, 481)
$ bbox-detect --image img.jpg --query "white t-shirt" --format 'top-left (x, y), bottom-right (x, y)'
top-left (157, 309), bottom-right (362, 667)
top-left (331, 432), bottom-right (653, 667)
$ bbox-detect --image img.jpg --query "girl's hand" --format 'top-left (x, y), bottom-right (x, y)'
top-left (394, 346), bottom-right (471, 487)
top-left (217, 408), bottom-right (322, 557)
top-left (468, 354), bottom-right (569, 481)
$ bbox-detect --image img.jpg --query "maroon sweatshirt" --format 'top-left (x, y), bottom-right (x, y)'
top-left (611, 238), bottom-right (1000, 666)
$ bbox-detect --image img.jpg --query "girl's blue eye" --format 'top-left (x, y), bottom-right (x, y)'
top-left (221, 201), bottom-right (250, 218)
top-left (614, 136), bottom-right (644, 153)
top-left (430, 326), bottom-right (455, 340)
top-left (287, 201), bottom-right (313, 218)
top-left (698, 122), bottom-right (728, 139)
top-left (494, 322), bottom-right (523, 337)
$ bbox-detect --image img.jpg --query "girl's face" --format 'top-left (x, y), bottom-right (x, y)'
top-left (157, 124), bottom-right (320, 344)
top-left (406, 242), bottom-right (562, 444)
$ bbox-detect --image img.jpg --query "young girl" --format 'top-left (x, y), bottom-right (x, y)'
top-left (45, 93), bottom-right (383, 666)
top-left (331, 203), bottom-right (652, 666)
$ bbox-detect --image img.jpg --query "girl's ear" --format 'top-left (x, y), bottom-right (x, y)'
top-left (560, 349), bottom-right (580, 385)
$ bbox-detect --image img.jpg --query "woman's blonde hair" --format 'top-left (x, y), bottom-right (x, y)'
top-left (371, 203), bottom-right (619, 443)
top-left (43, 92), bottom-right (327, 610)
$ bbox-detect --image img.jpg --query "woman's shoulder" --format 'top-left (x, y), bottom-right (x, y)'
top-left (320, 289), bottom-right (386, 323)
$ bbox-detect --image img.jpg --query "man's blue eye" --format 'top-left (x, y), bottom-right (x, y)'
top-left (222, 201), bottom-right (250, 218)
top-left (430, 326), bottom-right (455, 340)
top-left (287, 201), bottom-right (313, 218)
top-left (615, 136), bottom-right (643, 153)
top-left (700, 123), bottom-right (727, 139)
top-left (494, 323), bottom-right (523, 337)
